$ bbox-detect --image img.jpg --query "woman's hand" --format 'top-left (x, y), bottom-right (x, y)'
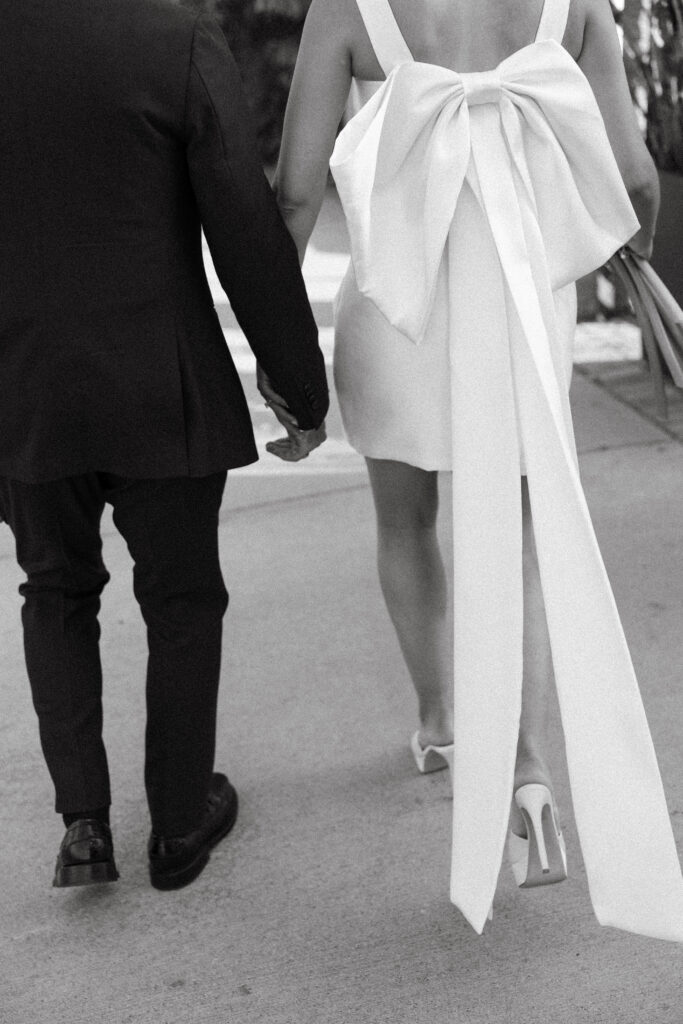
top-left (627, 230), bottom-right (654, 262)
top-left (256, 365), bottom-right (289, 412)
top-left (257, 364), bottom-right (302, 427)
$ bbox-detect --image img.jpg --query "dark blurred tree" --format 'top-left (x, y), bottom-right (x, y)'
top-left (618, 0), bottom-right (683, 172)
top-left (214, 0), bottom-right (311, 162)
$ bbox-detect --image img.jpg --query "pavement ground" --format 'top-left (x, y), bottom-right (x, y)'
top-left (0, 190), bottom-right (682, 1024)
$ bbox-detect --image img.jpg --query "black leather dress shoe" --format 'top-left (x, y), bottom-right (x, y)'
top-left (148, 773), bottom-right (238, 891)
top-left (53, 819), bottom-right (120, 888)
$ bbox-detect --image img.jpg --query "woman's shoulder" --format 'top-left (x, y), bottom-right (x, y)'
top-left (563, 0), bottom-right (624, 62)
top-left (577, 0), bottom-right (622, 36)
top-left (565, 0), bottom-right (621, 59)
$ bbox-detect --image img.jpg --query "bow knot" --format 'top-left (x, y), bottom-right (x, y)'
top-left (461, 70), bottom-right (502, 106)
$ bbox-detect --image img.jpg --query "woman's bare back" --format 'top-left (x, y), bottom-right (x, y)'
top-left (346, 0), bottom-right (587, 80)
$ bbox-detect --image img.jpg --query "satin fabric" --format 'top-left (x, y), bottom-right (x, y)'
top-left (331, 1), bottom-right (683, 941)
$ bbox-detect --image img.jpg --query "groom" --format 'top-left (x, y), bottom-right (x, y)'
top-left (0, 0), bottom-right (328, 889)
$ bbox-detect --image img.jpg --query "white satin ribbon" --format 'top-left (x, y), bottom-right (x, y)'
top-left (331, 39), bottom-right (683, 941)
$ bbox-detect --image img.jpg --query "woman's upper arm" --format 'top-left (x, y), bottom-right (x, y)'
top-left (577, 0), bottom-right (657, 192)
top-left (276, 0), bottom-right (353, 210)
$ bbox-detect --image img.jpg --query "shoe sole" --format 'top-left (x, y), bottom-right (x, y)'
top-left (53, 860), bottom-right (120, 888)
top-left (149, 792), bottom-right (239, 892)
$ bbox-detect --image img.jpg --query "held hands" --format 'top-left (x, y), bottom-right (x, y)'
top-left (256, 365), bottom-right (326, 463)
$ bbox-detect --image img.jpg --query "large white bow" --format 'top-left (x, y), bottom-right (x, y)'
top-left (331, 40), bottom-right (638, 344)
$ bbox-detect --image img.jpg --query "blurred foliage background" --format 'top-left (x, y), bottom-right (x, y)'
top-left (180, 0), bottom-right (682, 170)
top-left (616, 0), bottom-right (683, 171)
top-left (180, 0), bottom-right (311, 162)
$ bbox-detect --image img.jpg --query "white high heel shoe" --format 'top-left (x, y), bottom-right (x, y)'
top-left (410, 731), bottom-right (454, 774)
top-left (506, 783), bottom-right (567, 888)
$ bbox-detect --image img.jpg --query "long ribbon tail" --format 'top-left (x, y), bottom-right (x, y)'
top-left (470, 106), bottom-right (683, 942)
top-left (447, 171), bottom-right (524, 934)
top-left (514, 333), bottom-right (683, 941)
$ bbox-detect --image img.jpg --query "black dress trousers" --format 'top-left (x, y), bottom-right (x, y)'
top-left (0, 0), bottom-right (328, 836)
top-left (0, 472), bottom-right (228, 836)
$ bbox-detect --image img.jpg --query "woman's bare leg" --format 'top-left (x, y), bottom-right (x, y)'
top-left (366, 458), bottom-right (452, 747)
top-left (366, 461), bottom-right (552, 798)
top-left (511, 477), bottom-right (554, 833)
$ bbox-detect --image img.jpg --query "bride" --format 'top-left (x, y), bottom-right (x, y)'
top-left (265, 0), bottom-right (683, 940)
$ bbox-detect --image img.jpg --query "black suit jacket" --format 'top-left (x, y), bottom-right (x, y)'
top-left (0, 0), bottom-right (328, 482)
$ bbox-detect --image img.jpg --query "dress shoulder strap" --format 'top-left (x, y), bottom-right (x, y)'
top-left (534, 0), bottom-right (571, 43)
top-left (354, 0), bottom-right (414, 77)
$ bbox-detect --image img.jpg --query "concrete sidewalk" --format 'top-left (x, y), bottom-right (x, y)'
top-left (1, 370), bottom-right (683, 1024)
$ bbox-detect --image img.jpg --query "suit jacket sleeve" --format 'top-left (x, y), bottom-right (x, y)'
top-left (184, 14), bottom-right (328, 431)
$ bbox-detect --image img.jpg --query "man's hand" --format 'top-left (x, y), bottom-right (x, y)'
top-left (257, 364), bottom-right (326, 461)
top-left (266, 422), bottom-right (326, 462)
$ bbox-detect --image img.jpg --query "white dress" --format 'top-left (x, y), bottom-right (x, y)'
top-left (330, 0), bottom-right (683, 941)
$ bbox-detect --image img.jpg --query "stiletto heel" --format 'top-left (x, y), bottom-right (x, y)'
top-left (506, 784), bottom-right (567, 888)
top-left (410, 731), bottom-right (454, 774)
